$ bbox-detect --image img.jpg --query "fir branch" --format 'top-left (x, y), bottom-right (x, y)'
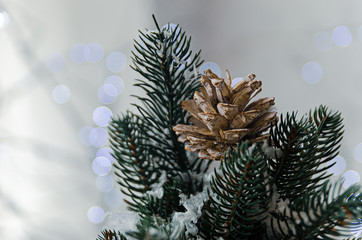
top-left (130, 15), bottom-right (205, 186)
top-left (198, 142), bottom-right (272, 240)
top-left (270, 105), bottom-right (344, 200)
top-left (138, 179), bottom-right (186, 221)
top-left (97, 230), bottom-right (127, 240)
top-left (109, 112), bottom-right (161, 210)
top-left (308, 105), bottom-right (344, 173)
top-left (269, 181), bottom-right (362, 239)
top-left (108, 15), bottom-right (205, 223)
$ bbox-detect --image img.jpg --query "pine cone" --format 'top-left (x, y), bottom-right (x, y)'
top-left (173, 69), bottom-right (278, 160)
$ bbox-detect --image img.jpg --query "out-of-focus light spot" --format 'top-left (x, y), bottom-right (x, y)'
top-left (353, 143), bottom-right (362, 163)
top-left (96, 175), bottom-right (114, 192)
top-left (87, 206), bottom-right (105, 224)
top-left (93, 106), bottom-right (113, 127)
top-left (106, 52), bottom-right (127, 73)
top-left (313, 31), bottom-right (332, 52)
top-left (92, 157), bottom-right (111, 176)
top-left (97, 84), bottom-right (118, 104)
top-left (200, 62), bottom-right (221, 76)
top-left (302, 61), bottom-right (323, 84)
top-left (342, 170), bottom-right (361, 188)
top-left (105, 75), bottom-right (124, 95)
top-left (332, 26), bottom-right (352, 47)
top-left (70, 43), bottom-right (87, 63)
top-left (89, 127), bottom-right (108, 147)
top-left (104, 189), bottom-right (123, 208)
top-left (78, 126), bottom-right (93, 146)
top-left (97, 147), bottom-right (114, 164)
top-left (84, 43), bottom-right (103, 63)
top-left (162, 23), bottom-right (178, 32)
top-left (327, 155), bottom-right (346, 175)
top-left (0, 11), bottom-right (10, 28)
top-left (52, 84), bottom-right (70, 104)
top-left (231, 78), bottom-right (243, 88)
top-left (46, 54), bottom-right (65, 72)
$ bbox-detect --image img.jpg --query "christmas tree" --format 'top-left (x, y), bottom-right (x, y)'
top-left (97, 16), bottom-right (362, 240)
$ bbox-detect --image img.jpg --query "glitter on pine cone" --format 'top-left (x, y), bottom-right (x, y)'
top-left (173, 69), bottom-right (278, 160)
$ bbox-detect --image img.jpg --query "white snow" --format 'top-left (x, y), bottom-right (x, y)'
top-left (102, 211), bottom-right (140, 240)
top-left (261, 184), bottom-right (298, 237)
top-left (171, 187), bottom-right (209, 237)
top-left (146, 170), bottom-right (167, 199)
top-left (147, 227), bottom-right (167, 239)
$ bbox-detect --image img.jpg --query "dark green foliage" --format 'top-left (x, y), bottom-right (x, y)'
top-left (137, 179), bottom-right (186, 221)
top-left (110, 15), bottom-right (206, 212)
top-left (109, 112), bottom-right (161, 211)
top-left (198, 142), bottom-right (272, 239)
top-left (101, 16), bottom-right (362, 240)
top-left (269, 181), bottom-right (362, 239)
top-left (197, 106), bottom-right (361, 240)
top-left (107, 15), bottom-right (207, 236)
top-left (131, 15), bottom-right (205, 184)
top-left (97, 230), bottom-right (127, 240)
top-left (269, 106), bottom-right (344, 201)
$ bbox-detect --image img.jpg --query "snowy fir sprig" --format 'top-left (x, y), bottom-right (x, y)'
top-left (97, 16), bottom-right (362, 240)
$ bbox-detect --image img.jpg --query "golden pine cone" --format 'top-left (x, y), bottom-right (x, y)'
top-left (173, 69), bottom-right (278, 160)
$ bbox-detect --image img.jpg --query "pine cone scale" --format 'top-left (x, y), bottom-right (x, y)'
top-left (198, 113), bottom-right (228, 131)
top-left (173, 69), bottom-right (278, 160)
top-left (217, 103), bottom-right (238, 120)
top-left (194, 91), bottom-right (216, 113)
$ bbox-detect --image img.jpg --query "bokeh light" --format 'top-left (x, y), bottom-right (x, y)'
top-left (105, 75), bottom-right (124, 95)
top-left (327, 155), bottom-right (346, 175)
top-left (95, 175), bottom-right (114, 192)
top-left (313, 31), bottom-right (332, 52)
top-left (332, 26), bottom-right (352, 47)
top-left (52, 84), bottom-right (70, 104)
top-left (89, 127), bottom-right (108, 147)
top-left (342, 170), bottom-right (361, 188)
top-left (199, 62), bottom-right (221, 76)
top-left (162, 23), bottom-right (178, 32)
top-left (97, 147), bottom-right (114, 164)
top-left (46, 53), bottom-right (66, 72)
top-left (84, 43), bottom-right (104, 63)
top-left (87, 206), bottom-right (105, 224)
top-left (106, 51), bottom-right (127, 73)
top-left (93, 106), bottom-right (113, 127)
top-left (0, 11), bottom-right (10, 28)
top-left (161, 23), bottom-right (181, 41)
top-left (92, 156), bottom-right (112, 176)
top-left (70, 43), bottom-right (87, 63)
top-left (353, 143), bottom-right (362, 163)
top-left (97, 84), bottom-right (118, 104)
top-left (78, 126), bottom-right (93, 146)
top-left (104, 189), bottom-right (123, 208)
top-left (231, 77), bottom-right (243, 88)
top-left (302, 61), bottom-right (323, 84)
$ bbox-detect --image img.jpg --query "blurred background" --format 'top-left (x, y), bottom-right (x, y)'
top-left (0, 0), bottom-right (361, 239)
